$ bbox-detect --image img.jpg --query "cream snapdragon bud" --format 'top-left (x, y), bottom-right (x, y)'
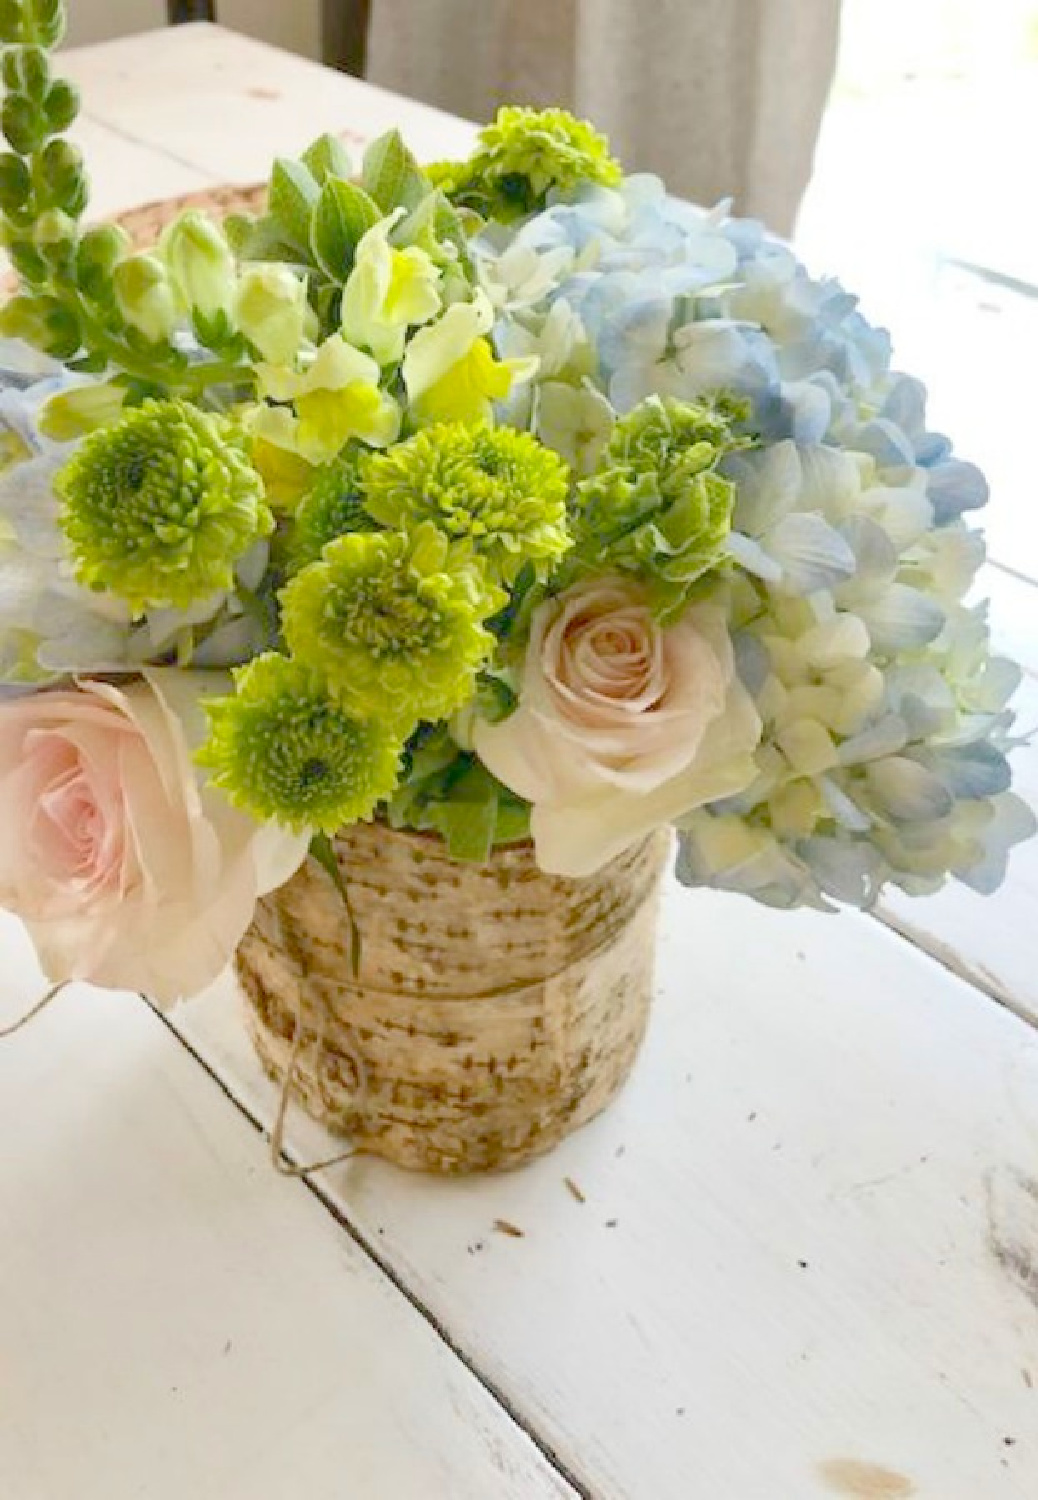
top-left (234, 264), bottom-right (315, 364)
top-left (159, 210), bottom-right (237, 321)
top-left (112, 253), bottom-right (177, 345)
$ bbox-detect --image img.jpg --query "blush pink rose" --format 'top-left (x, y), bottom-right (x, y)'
top-left (0, 670), bottom-right (308, 1005)
top-left (474, 579), bottom-right (761, 876)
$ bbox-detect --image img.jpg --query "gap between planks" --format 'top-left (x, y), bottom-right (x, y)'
top-left (148, 1001), bottom-right (592, 1500)
top-left (870, 907), bottom-right (1038, 1033)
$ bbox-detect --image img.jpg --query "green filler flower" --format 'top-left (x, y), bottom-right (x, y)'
top-left (436, 107), bottom-right (622, 222)
top-left (198, 653), bottom-right (404, 834)
top-left (572, 395), bottom-right (746, 619)
top-left (57, 398), bottom-right (272, 612)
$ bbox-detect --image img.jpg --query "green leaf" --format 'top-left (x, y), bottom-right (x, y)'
top-left (225, 210), bottom-right (309, 268)
top-left (308, 831), bottom-right (363, 976)
top-left (432, 793), bottom-right (499, 863)
top-left (474, 673), bottom-right (517, 724)
top-left (268, 157), bottom-right (320, 250)
top-left (300, 132), bottom-right (353, 185)
top-left (309, 176), bottom-right (381, 281)
top-left (361, 129), bottom-right (429, 213)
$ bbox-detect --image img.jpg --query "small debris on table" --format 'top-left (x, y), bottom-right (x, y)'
top-left (564, 1176), bottom-right (586, 1204)
top-left (493, 1218), bottom-right (525, 1238)
top-left (604, 1218), bottom-right (619, 1229)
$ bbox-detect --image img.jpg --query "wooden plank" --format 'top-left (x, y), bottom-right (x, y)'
top-left (60, 23), bottom-right (477, 186)
top-left (174, 889), bottom-right (1038, 1500)
top-left (0, 915), bottom-right (577, 1500)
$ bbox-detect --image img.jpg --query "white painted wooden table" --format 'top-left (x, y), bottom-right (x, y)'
top-left (1, 24), bottom-right (1037, 1500)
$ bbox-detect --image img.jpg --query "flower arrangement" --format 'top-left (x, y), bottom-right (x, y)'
top-left (0, 0), bottom-right (1032, 1010)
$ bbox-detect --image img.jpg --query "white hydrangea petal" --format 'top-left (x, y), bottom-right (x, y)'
top-left (930, 743), bottom-right (1011, 800)
top-left (838, 714), bottom-right (909, 766)
top-left (857, 584), bottom-right (945, 652)
top-left (765, 512), bottom-right (857, 595)
top-left (864, 756), bottom-right (954, 822)
top-left (957, 793), bottom-right (1037, 894)
top-left (800, 836), bottom-right (885, 907)
top-left (726, 530), bottom-right (783, 583)
top-left (728, 440), bottom-right (801, 535)
top-left (819, 775), bottom-right (872, 832)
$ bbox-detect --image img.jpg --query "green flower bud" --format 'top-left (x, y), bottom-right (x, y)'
top-left (32, 204), bottom-right (75, 268)
top-left (42, 77), bottom-right (77, 134)
top-left (0, 150), bottom-right (31, 212)
top-left (2, 42), bottom-right (48, 98)
top-left (75, 222), bottom-right (130, 300)
top-left (1, 94), bottom-right (44, 155)
top-left (36, 137), bottom-right (86, 215)
top-left (159, 210), bottom-right (236, 320)
top-left (112, 252), bottom-right (178, 345)
top-left (0, 1), bottom-right (25, 43)
top-left (233, 262), bottom-right (314, 364)
top-left (0, 291), bottom-right (80, 357)
top-left (6, 235), bottom-right (45, 283)
top-left (28, 0), bottom-right (64, 48)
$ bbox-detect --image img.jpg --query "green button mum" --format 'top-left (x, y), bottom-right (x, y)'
top-left (57, 398), bottom-right (272, 614)
top-left (361, 422), bottom-right (571, 585)
top-left (198, 653), bottom-right (405, 835)
top-left (281, 521), bottom-right (504, 726)
top-left (284, 451), bottom-right (378, 579)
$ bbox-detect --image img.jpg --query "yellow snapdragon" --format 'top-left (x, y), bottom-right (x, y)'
top-left (402, 290), bottom-right (537, 427)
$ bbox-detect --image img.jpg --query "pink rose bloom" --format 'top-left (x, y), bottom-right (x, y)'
top-left (0, 670), bottom-right (309, 1005)
top-left (474, 579), bottom-right (761, 877)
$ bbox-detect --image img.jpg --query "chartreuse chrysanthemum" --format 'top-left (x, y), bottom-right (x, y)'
top-left (362, 422), bottom-right (571, 583)
top-left (56, 398), bottom-right (272, 614)
top-left (571, 394), bottom-right (747, 620)
top-left (198, 653), bottom-right (405, 834)
top-left (436, 107), bottom-right (622, 223)
top-left (281, 522), bottom-right (503, 724)
top-left (286, 452), bottom-right (379, 577)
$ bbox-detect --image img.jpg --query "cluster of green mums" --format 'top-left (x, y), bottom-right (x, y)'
top-left (0, 0), bottom-right (745, 851)
top-left (57, 388), bottom-right (741, 843)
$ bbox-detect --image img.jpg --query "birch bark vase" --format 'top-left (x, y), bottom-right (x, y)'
top-left (235, 823), bottom-right (671, 1173)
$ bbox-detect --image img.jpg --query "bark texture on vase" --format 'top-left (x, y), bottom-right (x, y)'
top-left (235, 822), bottom-right (670, 1173)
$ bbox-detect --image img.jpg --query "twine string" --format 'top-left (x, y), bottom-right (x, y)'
top-left (268, 887), bottom-right (367, 1178)
top-left (0, 980), bottom-right (68, 1038)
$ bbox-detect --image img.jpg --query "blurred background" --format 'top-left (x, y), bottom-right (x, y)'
top-left (65, 0), bottom-right (1038, 578)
